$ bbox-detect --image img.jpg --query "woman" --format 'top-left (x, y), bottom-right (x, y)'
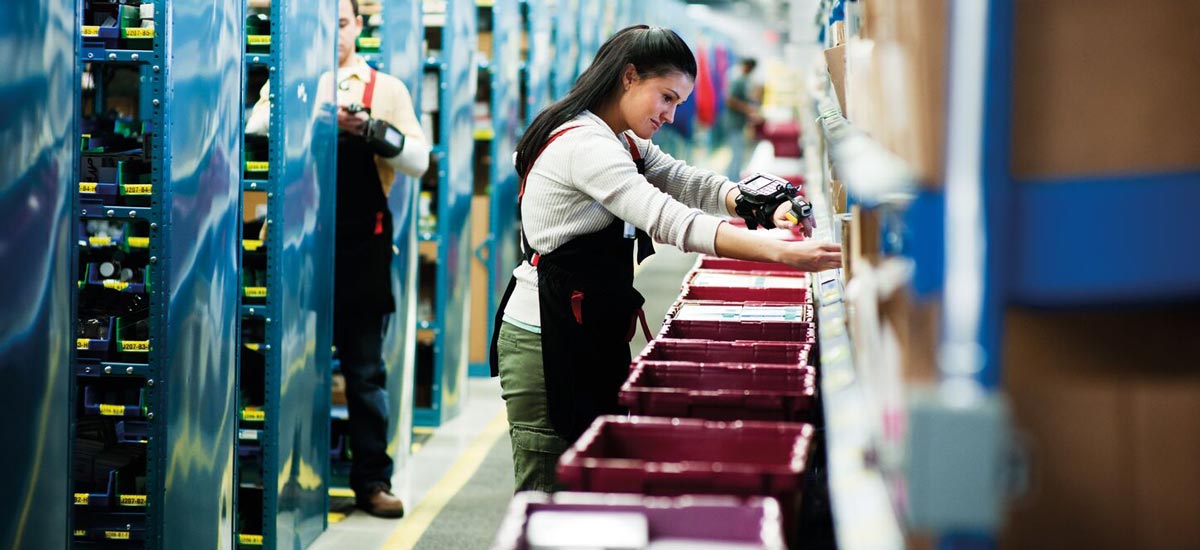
top-left (489, 25), bottom-right (842, 492)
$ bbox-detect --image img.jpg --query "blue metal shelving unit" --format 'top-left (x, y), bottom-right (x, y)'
top-left (521, 0), bottom-right (553, 127)
top-left (64, 0), bottom-right (244, 548)
top-left (467, 0), bottom-right (522, 378)
top-left (1, 1), bottom-right (77, 548)
top-left (415, 0), bottom-right (477, 427)
top-left (550, 0), bottom-right (579, 100)
top-left (236, 0), bottom-right (336, 547)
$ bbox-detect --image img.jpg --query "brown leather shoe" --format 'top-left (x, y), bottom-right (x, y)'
top-left (360, 487), bottom-right (405, 518)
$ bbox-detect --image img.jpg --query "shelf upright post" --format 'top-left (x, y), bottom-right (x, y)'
top-left (1, 0), bottom-right (78, 548)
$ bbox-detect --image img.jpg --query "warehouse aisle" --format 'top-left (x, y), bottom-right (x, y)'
top-left (309, 245), bottom-right (698, 550)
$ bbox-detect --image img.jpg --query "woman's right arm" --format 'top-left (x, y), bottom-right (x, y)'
top-left (713, 222), bottom-right (843, 272)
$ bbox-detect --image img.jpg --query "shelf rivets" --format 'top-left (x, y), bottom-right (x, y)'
top-left (150, 223), bottom-right (158, 230)
top-left (153, 65), bottom-right (160, 72)
top-left (104, 366), bottom-right (112, 374)
top-left (152, 99), bottom-right (160, 107)
top-left (147, 412), bottom-right (154, 420)
top-left (147, 379), bottom-right (154, 387)
top-left (106, 209), bottom-right (115, 217)
top-left (131, 53), bottom-right (139, 61)
top-left (108, 53), bottom-right (117, 61)
top-left (126, 367), bottom-right (134, 375)
top-left (149, 256), bottom-right (158, 264)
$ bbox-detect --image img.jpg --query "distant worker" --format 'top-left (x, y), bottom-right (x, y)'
top-left (723, 57), bottom-right (764, 180)
top-left (246, 0), bottom-right (430, 519)
top-left (490, 26), bottom-right (841, 493)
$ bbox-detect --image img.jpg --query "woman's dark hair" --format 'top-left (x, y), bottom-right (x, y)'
top-left (515, 25), bottom-right (697, 177)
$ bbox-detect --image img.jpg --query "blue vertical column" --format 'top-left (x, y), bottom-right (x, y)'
top-left (381, 0), bottom-right (424, 466)
top-left (551, 0), bottom-right (579, 99)
top-left (0, 1), bottom-right (76, 548)
top-left (273, 0), bottom-right (338, 545)
top-left (159, 0), bottom-right (244, 548)
top-left (523, 0), bottom-right (553, 127)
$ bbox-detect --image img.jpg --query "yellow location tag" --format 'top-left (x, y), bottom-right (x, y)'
top-left (243, 239), bottom-right (263, 252)
top-left (75, 493), bottom-right (89, 505)
top-left (103, 280), bottom-right (130, 291)
top-left (244, 343), bottom-right (261, 351)
top-left (121, 340), bottom-right (150, 352)
top-left (358, 37), bottom-right (381, 48)
top-left (100, 404), bottom-right (126, 416)
top-left (246, 161), bottom-right (269, 172)
top-left (81, 26), bottom-right (99, 37)
top-left (247, 35), bottom-right (271, 46)
top-left (120, 494), bottom-right (147, 506)
top-left (80, 182), bottom-right (98, 193)
top-left (122, 184), bottom-right (153, 195)
top-left (128, 236), bottom-right (150, 248)
top-left (105, 531), bottom-right (131, 540)
top-left (242, 408), bottom-right (265, 422)
top-left (239, 534), bottom-right (264, 545)
top-left (74, 530), bottom-right (86, 537)
top-left (89, 235), bottom-right (112, 247)
top-left (123, 27), bottom-right (154, 38)
top-left (77, 338), bottom-right (91, 350)
top-left (244, 287), bottom-right (267, 298)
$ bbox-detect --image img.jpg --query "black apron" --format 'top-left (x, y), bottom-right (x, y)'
top-left (490, 128), bottom-right (655, 441)
top-left (334, 69), bottom-right (395, 318)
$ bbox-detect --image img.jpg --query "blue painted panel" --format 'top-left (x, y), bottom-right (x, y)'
top-left (524, 0), bottom-right (554, 126)
top-left (274, 0), bottom-right (337, 545)
top-left (382, 0), bottom-right (423, 465)
top-left (575, 0), bottom-right (602, 75)
top-left (904, 190), bottom-right (946, 298)
top-left (159, 1), bottom-right (243, 548)
top-left (1010, 172), bottom-right (1200, 305)
top-left (552, 0), bottom-right (580, 99)
top-left (0, 1), bottom-right (75, 548)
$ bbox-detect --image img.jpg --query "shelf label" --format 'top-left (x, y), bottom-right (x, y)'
top-left (244, 286), bottom-right (267, 298)
top-left (247, 35), bottom-right (272, 46)
top-left (122, 184), bottom-right (153, 195)
top-left (127, 236), bottom-right (150, 248)
top-left (245, 161), bottom-right (269, 172)
top-left (239, 534), bottom-right (264, 545)
top-left (74, 493), bottom-right (89, 505)
top-left (89, 235), bottom-right (112, 247)
top-left (123, 27), bottom-right (154, 38)
top-left (121, 340), bottom-right (150, 352)
top-left (242, 239), bottom-right (263, 252)
top-left (99, 404), bottom-right (126, 416)
top-left (74, 529), bottom-right (87, 537)
top-left (242, 408), bottom-right (265, 422)
top-left (244, 342), bottom-right (261, 351)
top-left (238, 428), bottom-right (259, 441)
top-left (105, 531), bottom-right (131, 540)
top-left (81, 26), bottom-right (100, 37)
top-left (77, 338), bottom-right (91, 350)
top-left (358, 37), bottom-right (381, 48)
top-left (80, 182), bottom-right (98, 193)
top-left (103, 280), bottom-right (130, 291)
top-left (119, 494), bottom-right (147, 507)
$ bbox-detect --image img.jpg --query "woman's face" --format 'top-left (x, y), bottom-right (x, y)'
top-left (618, 67), bottom-right (694, 140)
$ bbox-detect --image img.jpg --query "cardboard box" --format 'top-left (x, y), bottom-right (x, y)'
top-left (1011, 0), bottom-right (1200, 179)
top-left (468, 195), bottom-right (491, 363)
top-left (1000, 307), bottom-right (1200, 549)
top-left (477, 30), bottom-right (493, 57)
top-left (824, 45), bottom-right (847, 115)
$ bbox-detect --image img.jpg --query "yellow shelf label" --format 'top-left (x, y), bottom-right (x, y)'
top-left (358, 37), bottom-right (382, 48)
top-left (102, 280), bottom-right (130, 291)
top-left (242, 408), bottom-right (265, 422)
top-left (82, 26), bottom-right (100, 37)
top-left (119, 494), bottom-right (147, 507)
top-left (245, 161), bottom-right (269, 172)
top-left (243, 239), bottom-right (263, 252)
top-left (122, 184), bottom-right (153, 195)
top-left (244, 286), bottom-right (267, 298)
top-left (99, 404), bottom-right (126, 417)
top-left (77, 338), bottom-right (91, 350)
top-left (74, 529), bottom-right (87, 537)
top-left (80, 182), bottom-right (98, 193)
top-left (105, 531), bottom-right (131, 540)
top-left (239, 534), bottom-right (264, 545)
top-left (123, 27), bottom-right (154, 38)
top-left (121, 340), bottom-right (151, 352)
top-left (473, 128), bottom-right (495, 140)
top-left (89, 235), bottom-right (112, 247)
top-left (247, 35), bottom-right (272, 46)
top-left (244, 343), bottom-right (261, 351)
top-left (128, 236), bottom-right (150, 248)
top-left (74, 493), bottom-right (89, 505)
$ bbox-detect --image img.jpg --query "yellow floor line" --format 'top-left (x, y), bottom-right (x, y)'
top-left (382, 411), bottom-right (509, 550)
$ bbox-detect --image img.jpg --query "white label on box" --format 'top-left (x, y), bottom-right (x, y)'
top-left (689, 272), bottom-right (808, 289)
top-left (673, 303), bottom-right (811, 322)
top-left (526, 510), bottom-right (648, 550)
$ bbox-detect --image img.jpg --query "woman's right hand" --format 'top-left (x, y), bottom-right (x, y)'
top-left (777, 240), bottom-right (843, 272)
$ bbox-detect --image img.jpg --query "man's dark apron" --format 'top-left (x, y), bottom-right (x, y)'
top-left (335, 69), bottom-right (395, 318)
top-left (490, 127), bottom-right (654, 441)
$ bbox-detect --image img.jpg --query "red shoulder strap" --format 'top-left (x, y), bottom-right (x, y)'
top-left (624, 133), bottom-right (646, 175)
top-left (362, 69), bottom-right (378, 110)
top-left (518, 125), bottom-right (581, 201)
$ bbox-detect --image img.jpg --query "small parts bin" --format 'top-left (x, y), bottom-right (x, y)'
top-left (491, 492), bottom-right (786, 550)
top-left (658, 318), bottom-right (815, 343)
top-left (698, 256), bottom-right (805, 273)
top-left (636, 339), bottom-right (813, 368)
top-left (681, 270), bottom-right (811, 303)
top-left (558, 416), bottom-right (813, 498)
top-left (619, 363), bottom-right (817, 422)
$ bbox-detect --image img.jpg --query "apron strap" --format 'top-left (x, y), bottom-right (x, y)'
top-left (362, 68), bottom-right (378, 111)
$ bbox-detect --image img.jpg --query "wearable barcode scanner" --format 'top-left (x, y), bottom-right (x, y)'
top-left (734, 172), bottom-right (801, 230)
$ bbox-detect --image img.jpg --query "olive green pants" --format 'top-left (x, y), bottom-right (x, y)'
top-left (496, 321), bottom-right (572, 493)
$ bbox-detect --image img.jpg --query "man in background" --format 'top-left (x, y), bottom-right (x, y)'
top-left (723, 57), bottom-right (764, 180)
